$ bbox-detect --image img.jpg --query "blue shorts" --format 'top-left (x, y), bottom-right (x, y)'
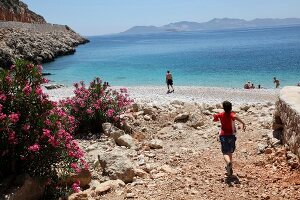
top-left (219, 135), bottom-right (236, 154)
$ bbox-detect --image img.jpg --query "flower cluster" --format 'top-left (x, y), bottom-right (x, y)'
top-left (0, 60), bottom-right (86, 196)
top-left (61, 77), bottom-right (133, 133)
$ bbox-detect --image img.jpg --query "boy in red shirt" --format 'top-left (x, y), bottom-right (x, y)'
top-left (213, 101), bottom-right (246, 176)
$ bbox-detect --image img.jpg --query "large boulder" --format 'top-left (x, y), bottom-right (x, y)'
top-left (188, 113), bottom-right (205, 128)
top-left (98, 148), bottom-right (134, 183)
top-left (115, 134), bottom-right (136, 149)
top-left (174, 113), bottom-right (189, 123)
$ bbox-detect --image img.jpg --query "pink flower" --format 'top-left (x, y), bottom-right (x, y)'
top-left (43, 129), bottom-right (51, 137)
top-left (0, 94), bottom-right (7, 101)
top-left (106, 108), bottom-right (114, 117)
top-left (72, 181), bottom-right (81, 193)
top-left (9, 113), bottom-right (20, 124)
top-left (22, 124), bottom-right (30, 131)
top-left (86, 108), bottom-right (93, 115)
top-left (5, 75), bottom-right (12, 83)
top-left (0, 113), bottom-right (6, 120)
top-left (37, 65), bottom-right (43, 71)
top-left (8, 130), bottom-right (17, 144)
top-left (22, 84), bottom-right (32, 96)
top-left (43, 78), bottom-right (49, 83)
top-left (35, 87), bottom-right (43, 95)
top-left (10, 65), bottom-right (15, 70)
top-left (28, 144), bottom-right (40, 152)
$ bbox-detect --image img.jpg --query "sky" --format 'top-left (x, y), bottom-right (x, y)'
top-left (22, 0), bottom-right (300, 36)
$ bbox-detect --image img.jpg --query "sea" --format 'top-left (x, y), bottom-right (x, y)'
top-left (43, 26), bottom-right (300, 88)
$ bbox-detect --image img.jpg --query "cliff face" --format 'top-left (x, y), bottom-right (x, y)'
top-left (0, 0), bottom-right (46, 23)
top-left (0, 1), bottom-right (89, 69)
top-left (0, 22), bottom-right (89, 68)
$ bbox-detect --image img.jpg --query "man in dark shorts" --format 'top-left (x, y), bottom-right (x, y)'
top-left (166, 70), bottom-right (174, 93)
top-left (213, 101), bottom-right (246, 176)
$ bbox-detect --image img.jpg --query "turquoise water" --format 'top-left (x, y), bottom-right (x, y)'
top-left (43, 26), bottom-right (300, 88)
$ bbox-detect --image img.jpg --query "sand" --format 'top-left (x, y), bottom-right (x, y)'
top-left (43, 85), bottom-right (279, 105)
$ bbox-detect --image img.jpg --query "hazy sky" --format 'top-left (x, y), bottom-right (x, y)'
top-left (22, 0), bottom-right (300, 36)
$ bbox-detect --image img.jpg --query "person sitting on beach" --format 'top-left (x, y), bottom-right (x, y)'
top-left (166, 70), bottom-right (174, 93)
top-left (213, 101), bottom-right (246, 176)
top-left (250, 84), bottom-right (255, 89)
top-left (258, 84), bottom-right (261, 89)
top-left (244, 81), bottom-right (251, 89)
top-left (297, 82), bottom-right (300, 87)
top-left (273, 77), bottom-right (280, 88)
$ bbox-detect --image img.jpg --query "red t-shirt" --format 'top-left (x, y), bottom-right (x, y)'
top-left (213, 112), bottom-right (236, 136)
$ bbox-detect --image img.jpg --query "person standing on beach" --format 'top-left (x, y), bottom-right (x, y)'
top-left (273, 77), bottom-right (280, 88)
top-left (213, 101), bottom-right (246, 176)
top-left (166, 70), bottom-right (174, 93)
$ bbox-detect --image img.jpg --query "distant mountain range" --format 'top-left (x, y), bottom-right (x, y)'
top-left (121, 18), bottom-right (300, 34)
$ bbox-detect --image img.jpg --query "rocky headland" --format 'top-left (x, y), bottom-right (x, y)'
top-left (0, 0), bottom-right (89, 68)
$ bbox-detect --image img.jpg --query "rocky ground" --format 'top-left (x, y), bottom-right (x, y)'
top-left (69, 100), bottom-right (300, 200)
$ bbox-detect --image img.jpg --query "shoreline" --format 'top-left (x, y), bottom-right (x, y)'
top-left (43, 85), bottom-right (279, 106)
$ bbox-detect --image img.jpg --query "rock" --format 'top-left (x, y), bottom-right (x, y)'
top-left (173, 123), bottom-right (183, 130)
top-left (102, 123), bottom-right (118, 136)
top-left (157, 127), bottom-right (172, 135)
top-left (188, 113), bottom-right (205, 128)
top-left (148, 139), bottom-right (163, 149)
top-left (95, 184), bottom-right (111, 195)
top-left (240, 104), bottom-right (250, 111)
top-left (97, 179), bottom-right (125, 191)
top-left (123, 121), bottom-right (133, 134)
top-left (111, 129), bottom-right (125, 141)
top-left (264, 148), bottom-right (273, 154)
top-left (133, 111), bottom-right (144, 118)
top-left (144, 115), bottom-right (151, 121)
top-left (144, 107), bottom-right (155, 115)
top-left (6, 174), bottom-right (45, 200)
top-left (115, 134), bottom-right (136, 149)
top-left (160, 164), bottom-right (178, 174)
top-left (134, 168), bottom-right (149, 178)
top-left (171, 100), bottom-right (183, 106)
top-left (132, 103), bottom-right (139, 112)
top-left (62, 169), bottom-right (92, 188)
top-left (44, 84), bottom-right (64, 90)
top-left (174, 113), bottom-right (189, 123)
top-left (257, 143), bottom-right (268, 154)
top-left (126, 193), bottom-right (135, 198)
top-left (212, 109), bottom-right (223, 113)
top-left (98, 148), bottom-right (134, 183)
top-left (271, 137), bottom-right (281, 147)
top-left (89, 179), bottom-right (101, 189)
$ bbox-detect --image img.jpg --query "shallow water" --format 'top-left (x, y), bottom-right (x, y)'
top-left (43, 26), bottom-right (300, 88)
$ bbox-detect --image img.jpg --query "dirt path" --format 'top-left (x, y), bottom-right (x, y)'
top-left (98, 104), bottom-right (300, 200)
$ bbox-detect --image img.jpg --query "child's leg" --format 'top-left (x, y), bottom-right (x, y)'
top-left (223, 153), bottom-right (232, 165)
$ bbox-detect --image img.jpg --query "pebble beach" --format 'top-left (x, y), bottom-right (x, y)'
top-left (44, 85), bottom-right (280, 105)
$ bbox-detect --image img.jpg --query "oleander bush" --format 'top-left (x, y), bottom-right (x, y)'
top-left (61, 77), bottom-right (133, 134)
top-left (0, 60), bottom-right (87, 196)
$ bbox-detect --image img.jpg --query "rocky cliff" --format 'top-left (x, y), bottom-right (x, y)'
top-left (0, 0), bottom-right (46, 23)
top-left (0, 0), bottom-right (89, 69)
top-left (0, 22), bottom-right (89, 68)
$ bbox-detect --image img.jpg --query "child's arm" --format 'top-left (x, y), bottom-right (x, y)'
top-left (235, 116), bottom-right (246, 131)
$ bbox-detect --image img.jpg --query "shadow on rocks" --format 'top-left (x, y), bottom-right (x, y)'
top-left (225, 175), bottom-right (240, 187)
